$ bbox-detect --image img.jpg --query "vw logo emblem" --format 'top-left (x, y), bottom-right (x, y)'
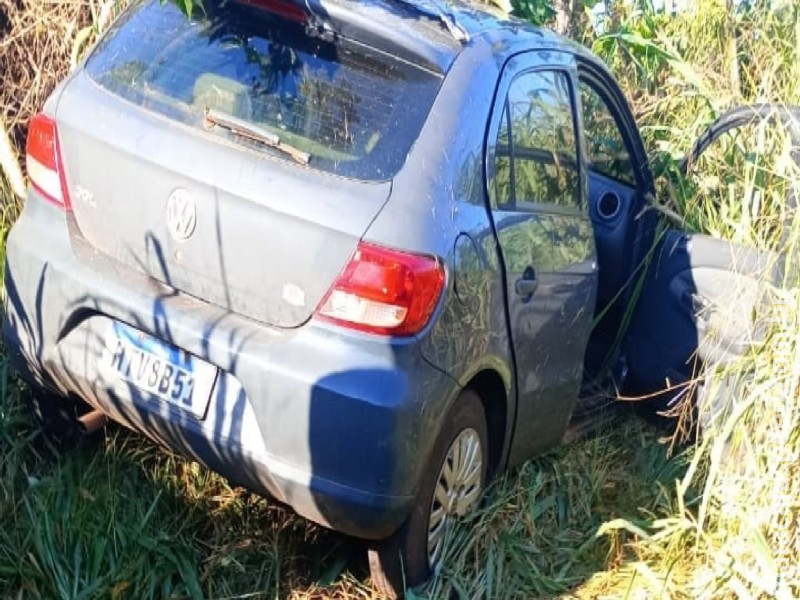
top-left (166, 188), bottom-right (197, 242)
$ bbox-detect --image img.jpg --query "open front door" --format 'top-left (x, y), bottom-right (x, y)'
top-left (621, 105), bottom-right (797, 416)
top-left (623, 230), bottom-right (777, 410)
top-left (576, 61), bottom-right (794, 421)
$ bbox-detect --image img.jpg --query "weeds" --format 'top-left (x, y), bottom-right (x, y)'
top-left (0, 365), bottom-right (370, 599)
top-left (0, 346), bottom-right (676, 598)
top-left (0, 0), bottom-right (799, 598)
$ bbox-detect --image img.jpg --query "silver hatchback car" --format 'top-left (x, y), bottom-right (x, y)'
top-left (4, 0), bottom-right (770, 596)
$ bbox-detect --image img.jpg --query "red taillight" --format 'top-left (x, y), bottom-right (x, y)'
top-left (235, 0), bottom-right (308, 22)
top-left (316, 242), bottom-right (446, 337)
top-left (26, 113), bottom-right (71, 210)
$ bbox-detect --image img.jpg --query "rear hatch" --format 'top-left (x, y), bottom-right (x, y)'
top-left (55, 0), bottom-right (443, 327)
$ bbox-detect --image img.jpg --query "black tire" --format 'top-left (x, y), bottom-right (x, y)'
top-left (368, 390), bottom-right (488, 599)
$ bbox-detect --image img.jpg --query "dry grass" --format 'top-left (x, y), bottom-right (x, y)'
top-left (2, 0), bottom-right (86, 144)
top-left (0, 0), bottom-right (123, 200)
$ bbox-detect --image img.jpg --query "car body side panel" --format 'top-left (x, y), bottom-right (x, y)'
top-left (549, 212), bottom-right (598, 399)
top-left (366, 37), bottom-right (598, 471)
top-left (364, 36), bottom-right (517, 468)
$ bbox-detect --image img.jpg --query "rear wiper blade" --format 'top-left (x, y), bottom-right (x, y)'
top-left (388, 0), bottom-right (470, 42)
top-left (204, 107), bottom-right (311, 165)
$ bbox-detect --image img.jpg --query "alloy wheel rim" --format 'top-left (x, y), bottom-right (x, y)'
top-left (427, 427), bottom-right (483, 569)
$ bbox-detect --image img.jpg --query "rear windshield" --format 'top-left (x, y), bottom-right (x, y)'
top-left (85, 0), bottom-right (442, 180)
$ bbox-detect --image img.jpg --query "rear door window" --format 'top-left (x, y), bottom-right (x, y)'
top-left (85, 0), bottom-right (443, 180)
top-left (492, 70), bottom-right (581, 211)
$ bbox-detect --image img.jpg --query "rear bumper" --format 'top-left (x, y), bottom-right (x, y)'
top-left (3, 193), bottom-right (460, 539)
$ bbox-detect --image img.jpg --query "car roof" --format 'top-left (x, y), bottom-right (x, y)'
top-left (309, 0), bottom-right (581, 74)
top-left (438, 0), bottom-right (594, 58)
top-left (439, 0), bottom-right (534, 36)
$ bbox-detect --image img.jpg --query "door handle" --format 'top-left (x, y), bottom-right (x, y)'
top-left (515, 267), bottom-right (538, 298)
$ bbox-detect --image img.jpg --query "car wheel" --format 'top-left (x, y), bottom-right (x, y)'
top-left (369, 390), bottom-right (488, 599)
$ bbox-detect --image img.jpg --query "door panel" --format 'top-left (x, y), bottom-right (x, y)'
top-left (550, 213), bottom-right (598, 393)
top-left (624, 229), bottom-right (776, 399)
top-left (484, 58), bottom-right (598, 463)
top-left (587, 170), bottom-right (638, 307)
top-left (493, 210), bottom-right (561, 386)
top-left (624, 106), bottom-right (795, 409)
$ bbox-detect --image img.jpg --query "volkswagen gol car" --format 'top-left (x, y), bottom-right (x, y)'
top-left (3, 0), bottom-right (771, 596)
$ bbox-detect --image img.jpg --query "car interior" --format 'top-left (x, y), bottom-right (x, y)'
top-left (581, 100), bottom-right (791, 424)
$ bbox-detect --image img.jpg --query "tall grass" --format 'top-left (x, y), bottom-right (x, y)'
top-left (0, 0), bottom-right (799, 598)
top-left (0, 309), bottom-right (678, 599)
top-left (584, 2), bottom-right (800, 598)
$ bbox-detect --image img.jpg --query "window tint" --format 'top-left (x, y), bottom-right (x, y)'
top-left (85, 0), bottom-right (442, 181)
top-left (579, 81), bottom-right (636, 185)
top-left (493, 70), bottom-right (580, 212)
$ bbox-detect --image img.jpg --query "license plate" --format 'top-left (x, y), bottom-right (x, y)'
top-left (103, 322), bottom-right (217, 418)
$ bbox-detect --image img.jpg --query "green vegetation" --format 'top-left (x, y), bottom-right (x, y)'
top-left (0, 354), bottom-right (683, 599)
top-left (0, 371), bottom-right (363, 599)
top-left (1, 0), bottom-right (798, 598)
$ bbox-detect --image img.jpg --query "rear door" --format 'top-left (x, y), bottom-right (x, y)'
top-left (486, 53), bottom-right (598, 459)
